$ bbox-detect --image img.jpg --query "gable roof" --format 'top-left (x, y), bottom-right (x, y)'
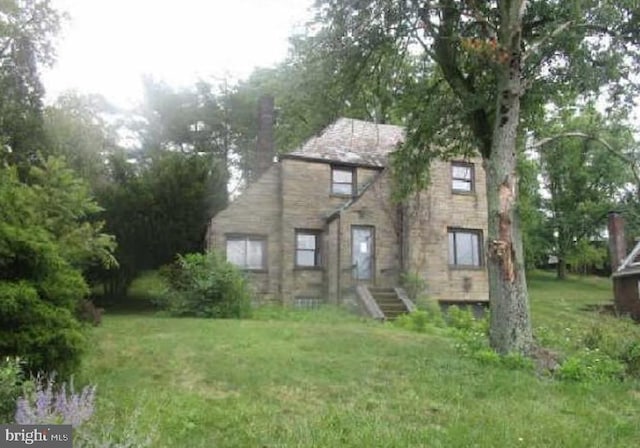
top-left (282, 118), bottom-right (405, 167)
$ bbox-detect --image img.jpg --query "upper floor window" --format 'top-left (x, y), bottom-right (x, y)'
top-left (226, 235), bottom-right (266, 270)
top-left (295, 230), bottom-right (322, 268)
top-left (448, 228), bottom-right (482, 267)
top-left (332, 166), bottom-right (355, 196)
top-left (451, 161), bottom-right (474, 193)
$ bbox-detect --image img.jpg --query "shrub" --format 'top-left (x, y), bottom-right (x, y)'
top-left (400, 272), bottom-right (426, 301)
top-left (0, 358), bottom-right (25, 423)
top-left (14, 375), bottom-right (153, 447)
top-left (0, 160), bottom-right (115, 377)
top-left (15, 374), bottom-right (96, 426)
top-left (0, 282), bottom-right (88, 378)
top-left (578, 320), bottom-right (640, 378)
top-left (394, 309), bottom-right (444, 333)
top-left (446, 306), bottom-right (483, 332)
top-left (394, 310), bottom-right (427, 333)
top-left (557, 348), bottom-right (625, 382)
top-left (160, 252), bottom-right (251, 318)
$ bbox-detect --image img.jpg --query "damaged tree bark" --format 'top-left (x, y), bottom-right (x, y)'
top-left (485, 0), bottom-right (532, 355)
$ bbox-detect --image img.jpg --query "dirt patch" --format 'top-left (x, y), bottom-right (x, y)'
top-left (530, 344), bottom-right (562, 374)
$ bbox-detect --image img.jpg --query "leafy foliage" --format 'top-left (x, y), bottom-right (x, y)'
top-left (534, 106), bottom-right (631, 277)
top-left (393, 310), bottom-right (434, 333)
top-left (0, 160), bottom-right (114, 376)
top-left (15, 374), bottom-right (96, 426)
top-left (158, 252), bottom-right (251, 319)
top-left (43, 92), bottom-right (119, 188)
top-left (0, 357), bottom-right (25, 423)
top-left (95, 150), bottom-right (226, 299)
top-left (518, 153), bottom-right (551, 269)
top-left (557, 349), bottom-right (625, 383)
top-left (0, 0), bottom-right (62, 168)
top-left (305, 0), bottom-right (640, 355)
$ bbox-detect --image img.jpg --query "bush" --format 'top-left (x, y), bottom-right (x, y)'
top-left (394, 308), bottom-right (445, 333)
top-left (400, 272), bottom-right (426, 301)
top-left (394, 310), bottom-right (430, 333)
top-left (0, 358), bottom-right (25, 423)
top-left (557, 348), bottom-right (625, 382)
top-left (15, 374), bottom-right (96, 426)
top-left (446, 306), bottom-right (484, 332)
top-left (0, 160), bottom-right (115, 377)
top-left (0, 282), bottom-right (87, 378)
top-left (578, 320), bottom-right (640, 378)
top-left (14, 374), bottom-right (153, 447)
top-left (159, 252), bottom-right (251, 318)
top-left (394, 305), bottom-right (534, 371)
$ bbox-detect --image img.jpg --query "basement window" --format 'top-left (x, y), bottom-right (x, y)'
top-left (295, 230), bottom-right (322, 268)
top-left (448, 228), bottom-right (482, 267)
top-left (451, 161), bottom-right (474, 193)
top-left (294, 297), bottom-right (323, 309)
top-left (331, 166), bottom-right (355, 196)
top-left (226, 235), bottom-right (267, 270)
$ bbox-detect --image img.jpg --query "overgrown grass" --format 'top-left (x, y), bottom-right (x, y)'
top-left (77, 271), bottom-right (640, 447)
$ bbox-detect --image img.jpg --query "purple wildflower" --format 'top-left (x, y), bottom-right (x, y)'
top-left (14, 375), bottom-right (96, 427)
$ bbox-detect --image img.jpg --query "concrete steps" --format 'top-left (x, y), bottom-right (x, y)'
top-left (368, 287), bottom-right (410, 320)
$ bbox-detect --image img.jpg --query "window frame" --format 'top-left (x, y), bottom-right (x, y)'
top-left (294, 296), bottom-right (323, 309)
top-left (451, 161), bottom-right (475, 193)
top-left (448, 228), bottom-right (483, 269)
top-left (331, 165), bottom-right (356, 196)
top-left (294, 229), bottom-right (322, 269)
top-left (225, 234), bottom-right (267, 271)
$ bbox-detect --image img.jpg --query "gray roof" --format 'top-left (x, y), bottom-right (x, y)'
top-left (284, 118), bottom-right (405, 167)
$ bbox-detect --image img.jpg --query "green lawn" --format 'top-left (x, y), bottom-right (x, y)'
top-left (81, 271), bottom-right (640, 447)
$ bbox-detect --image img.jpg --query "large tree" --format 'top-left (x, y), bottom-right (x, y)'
top-left (0, 0), bottom-right (62, 167)
top-left (43, 92), bottom-right (120, 188)
top-left (534, 106), bottom-right (632, 279)
top-left (310, 0), bottom-right (640, 354)
top-left (232, 32), bottom-right (417, 159)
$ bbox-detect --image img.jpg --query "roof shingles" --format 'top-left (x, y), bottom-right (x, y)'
top-left (284, 118), bottom-right (405, 167)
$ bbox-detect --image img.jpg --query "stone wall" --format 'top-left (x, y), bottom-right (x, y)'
top-left (334, 171), bottom-right (401, 302)
top-left (279, 158), bottom-right (379, 303)
top-left (206, 164), bottom-right (281, 302)
top-left (406, 157), bottom-right (489, 303)
top-left (207, 155), bottom-right (489, 306)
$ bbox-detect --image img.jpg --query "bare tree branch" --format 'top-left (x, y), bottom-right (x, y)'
top-left (530, 131), bottom-right (640, 186)
top-left (522, 20), bottom-right (573, 63)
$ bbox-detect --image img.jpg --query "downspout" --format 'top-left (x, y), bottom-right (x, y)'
top-left (337, 212), bottom-right (342, 305)
top-left (278, 162), bottom-right (284, 301)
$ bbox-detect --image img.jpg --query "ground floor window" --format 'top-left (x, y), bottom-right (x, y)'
top-left (295, 229), bottom-right (322, 267)
top-left (448, 228), bottom-right (482, 267)
top-left (226, 235), bottom-right (266, 270)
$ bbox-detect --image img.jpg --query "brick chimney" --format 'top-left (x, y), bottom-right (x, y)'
top-left (254, 95), bottom-right (275, 181)
top-left (608, 211), bottom-right (627, 272)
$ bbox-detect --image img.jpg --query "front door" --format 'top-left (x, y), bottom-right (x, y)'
top-left (352, 226), bottom-right (374, 281)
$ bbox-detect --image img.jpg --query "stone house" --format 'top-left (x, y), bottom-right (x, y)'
top-left (206, 115), bottom-right (488, 316)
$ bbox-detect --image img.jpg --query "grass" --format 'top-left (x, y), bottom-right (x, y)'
top-left (79, 271), bottom-right (640, 447)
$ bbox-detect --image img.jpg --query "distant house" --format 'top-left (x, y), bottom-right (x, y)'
top-left (206, 114), bottom-right (488, 318)
top-left (609, 211), bottom-right (640, 320)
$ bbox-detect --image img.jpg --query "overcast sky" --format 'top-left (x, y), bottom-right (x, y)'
top-left (42, 0), bottom-right (314, 108)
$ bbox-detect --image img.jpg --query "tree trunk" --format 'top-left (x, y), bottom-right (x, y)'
top-left (485, 0), bottom-right (533, 355)
top-left (556, 257), bottom-right (567, 280)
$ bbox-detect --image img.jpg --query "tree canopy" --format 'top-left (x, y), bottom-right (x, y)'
top-left (304, 0), bottom-right (640, 354)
